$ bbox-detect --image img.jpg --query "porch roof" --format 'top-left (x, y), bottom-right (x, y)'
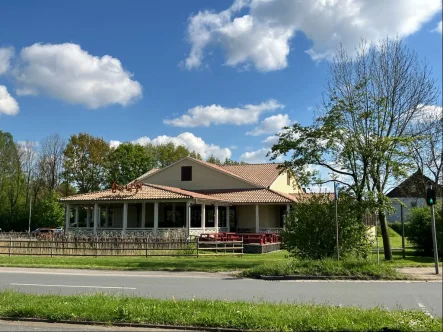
top-left (59, 183), bottom-right (228, 203)
top-left (195, 188), bottom-right (296, 204)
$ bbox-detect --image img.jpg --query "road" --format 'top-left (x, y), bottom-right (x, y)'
top-left (0, 268), bottom-right (441, 318)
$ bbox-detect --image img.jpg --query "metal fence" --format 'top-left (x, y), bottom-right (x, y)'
top-left (0, 236), bottom-right (243, 258)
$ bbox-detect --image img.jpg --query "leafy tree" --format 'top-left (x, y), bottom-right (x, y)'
top-left (106, 143), bottom-right (156, 186)
top-left (189, 151), bottom-right (203, 160)
top-left (223, 158), bottom-right (247, 165)
top-left (271, 38), bottom-right (438, 260)
top-left (206, 155), bottom-right (222, 165)
top-left (63, 133), bottom-right (110, 193)
top-left (283, 193), bottom-right (372, 260)
top-left (33, 192), bottom-right (65, 229)
top-left (37, 134), bottom-right (65, 192)
top-left (146, 142), bottom-right (201, 168)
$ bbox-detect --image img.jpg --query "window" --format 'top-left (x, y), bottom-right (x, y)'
top-left (181, 166), bottom-right (192, 181)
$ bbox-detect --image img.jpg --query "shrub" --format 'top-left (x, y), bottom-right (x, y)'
top-left (389, 221), bottom-right (404, 236)
top-left (282, 194), bottom-right (372, 260)
top-left (33, 192), bottom-right (65, 228)
top-left (406, 204), bottom-right (442, 256)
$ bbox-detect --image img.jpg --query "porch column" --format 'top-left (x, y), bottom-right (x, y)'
top-left (65, 204), bottom-right (70, 233)
top-left (75, 207), bottom-right (79, 229)
top-left (214, 204), bottom-right (219, 232)
top-left (186, 201), bottom-right (191, 239)
top-left (86, 208), bottom-right (91, 227)
top-left (286, 204), bottom-right (291, 214)
top-left (93, 203), bottom-right (98, 235)
top-left (153, 202), bottom-right (159, 235)
top-left (141, 202), bottom-right (146, 228)
top-left (122, 202), bottom-right (128, 235)
top-left (201, 203), bottom-right (206, 232)
top-left (172, 203), bottom-right (176, 224)
top-left (226, 206), bottom-right (230, 232)
top-left (255, 204), bottom-right (260, 233)
top-left (105, 206), bottom-right (109, 227)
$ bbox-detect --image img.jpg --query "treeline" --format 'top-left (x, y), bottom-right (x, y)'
top-left (0, 131), bottom-right (244, 231)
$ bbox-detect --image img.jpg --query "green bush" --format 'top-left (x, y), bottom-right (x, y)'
top-left (33, 192), bottom-right (65, 228)
top-left (389, 221), bottom-right (404, 236)
top-left (406, 204), bottom-right (442, 256)
top-left (283, 194), bottom-right (372, 260)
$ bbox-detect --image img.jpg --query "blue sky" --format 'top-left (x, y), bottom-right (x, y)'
top-left (0, 0), bottom-right (442, 165)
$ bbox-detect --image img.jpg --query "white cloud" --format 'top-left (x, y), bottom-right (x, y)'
top-left (433, 20), bottom-right (442, 34)
top-left (110, 132), bottom-right (231, 160)
top-left (246, 113), bottom-right (291, 136)
top-left (412, 104), bottom-right (443, 123)
top-left (14, 43), bottom-right (142, 109)
top-left (16, 87), bottom-right (38, 96)
top-left (164, 99), bottom-right (283, 127)
top-left (262, 135), bottom-right (279, 147)
top-left (0, 47), bottom-right (14, 75)
top-left (240, 147), bottom-right (283, 163)
top-left (184, 0), bottom-right (441, 71)
top-left (0, 85), bottom-right (19, 115)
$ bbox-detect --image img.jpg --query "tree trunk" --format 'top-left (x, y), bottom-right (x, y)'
top-left (378, 210), bottom-right (392, 261)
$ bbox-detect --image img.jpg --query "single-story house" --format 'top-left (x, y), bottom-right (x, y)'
top-left (60, 157), bottom-right (303, 237)
top-left (386, 170), bottom-right (442, 223)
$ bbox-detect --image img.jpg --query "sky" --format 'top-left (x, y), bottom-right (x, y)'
top-left (0, 0), bottom-right (442, 167)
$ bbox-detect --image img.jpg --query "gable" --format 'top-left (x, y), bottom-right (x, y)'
top-left (139, 158), bottom-right (259, 190)
top-left (269, 170), bottom-right (303, 194)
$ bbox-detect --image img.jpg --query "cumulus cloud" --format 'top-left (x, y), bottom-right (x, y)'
top-left (240, 147), bottom-right (283, 163)
top-left (262, 135), bottom-right (279, 147)
top-left (0, 85), bottom-right (19, 115)
top-left (14, 43), bottom-right (142, 109)
top-left (0, 47), bottom-right (14, 75)
top-left (412, 104), bottom-right (443, 123)
top-left (110, 132), bottom-right (231, 160)
top-left (246, 113), bottom-right (291, 136)
top-left (433, 20), bottom-right (442, 34)
top-left (183, 0), bottom-right (441, 71)
top-left (164, 99), bottom-right (283, 127)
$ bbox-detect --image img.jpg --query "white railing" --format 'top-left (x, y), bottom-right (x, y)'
top-left (259, 228), bottom-right (283, 234)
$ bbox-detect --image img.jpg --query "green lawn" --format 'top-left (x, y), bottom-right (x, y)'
top-left (0, 291), bottom-right (441, 331)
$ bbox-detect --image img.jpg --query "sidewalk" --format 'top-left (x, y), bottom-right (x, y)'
top-left (397, 267), bottom-right (443, 280)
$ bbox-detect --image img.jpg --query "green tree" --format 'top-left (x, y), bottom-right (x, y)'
top-left (206, 155), bottom-right (222, 165)
top-left (33, 192), bottom-right (65, 228)
top-left (106, 143), bottom-right (156, 186)
top-left (270, 38), bottom-right (438, 260)
top-left (147, 142), bottom-right (200, 168)
top-left (223, 158), bottom-right (247, 165)
top-left (63, 133), bottom-right (110, 193)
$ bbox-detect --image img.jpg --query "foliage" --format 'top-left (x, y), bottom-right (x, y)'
top-left (406, 204), bottom-right (442, 256)
top-left (146, 142), bottom-right (202, 168)
top-left (376, 225), bottom-right (400, 238)
top-left (1, 291), bottom-right (442, 331)
top-left (242, 258), bottom-right (404, 279)
top-left (206, 154), bottom-right (222, 165)
top-left (389, 221), bottom-right (405, 237)
top-left (270, 38), bottom-right (438, 261)
top-left (106, 143), bottom-right (156, 186)
top-left (63, 133), bottom-right (110, 193)
top-left (282, 194), bottom-right (372, 260)
top-left (32, 192), bottom-right (65, 229)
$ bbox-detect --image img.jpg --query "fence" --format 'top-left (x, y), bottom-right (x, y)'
top-left (0, 236), bottom-right (243, 258)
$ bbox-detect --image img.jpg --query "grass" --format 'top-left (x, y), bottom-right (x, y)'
top-left (0, 251), bottom-right (287, 272)
top-left (373, 236), bottom-right (409, 249)
top-left (242, 258), bottom-right (405, 279)
top-left (0, 291), bottom-right (441, 331)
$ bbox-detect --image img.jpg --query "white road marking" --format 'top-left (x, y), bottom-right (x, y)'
top-left (418, 302), bottom-right (433, 318)
top-left (10, 283), bottom-right (136, 290)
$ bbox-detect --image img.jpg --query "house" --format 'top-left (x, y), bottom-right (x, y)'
top-left (60, 157), bottom-right (302, 237)
top-left (386, 170), bottom-right (442, 223)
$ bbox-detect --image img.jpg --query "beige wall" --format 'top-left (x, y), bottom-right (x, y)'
top-left (269, 171), bottom-right (302, 193)
top-left (236, 204), bottom-right (282, 229)
top-left (140, 159), bottom-right (257, 190)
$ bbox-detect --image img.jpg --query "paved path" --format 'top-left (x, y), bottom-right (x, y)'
top-left (0, 268), bottom-right (441, 317)
top-left (0, 320), bottom-right (184, 331)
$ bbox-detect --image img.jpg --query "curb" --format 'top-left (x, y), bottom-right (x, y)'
top-left (0, 317), bottom-right (244, 332)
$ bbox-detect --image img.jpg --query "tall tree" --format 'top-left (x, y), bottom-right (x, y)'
top-left (38, 134), bottom-right (65, 192)
top-left (17, 141), bottom-right (37, 206)
top-left (206, 155), bottom-right (222, 165)
top-left (107, 143), bottom-right (156, 186)
top-left (63, 133), bottom-right (110, 193)
top-left (270, 38), bottom-right (438, 260)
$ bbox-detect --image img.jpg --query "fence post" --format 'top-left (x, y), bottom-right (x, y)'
top-left (51, 236), bottom-right (54, 258)
top-left (241, 238), bottom-right (243, 256)
top-left (196, 238), bottom-right (199, 258)
top-left (8, 237), bottom-right (12, 257)
top-left (145, 238), bottom-right (148, 258)
top-left (95, 236), bottom-right (98, 258)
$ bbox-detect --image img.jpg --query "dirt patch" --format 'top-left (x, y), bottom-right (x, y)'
top-left (397, 267), bottom-right (443, 280)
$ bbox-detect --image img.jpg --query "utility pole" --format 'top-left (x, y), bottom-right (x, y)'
top-left (400, 204), bottom-right (405, 259)
top-left (28, 196), bottom-right (32, 234)
top-left (334, 182), bottom-right (339, 261)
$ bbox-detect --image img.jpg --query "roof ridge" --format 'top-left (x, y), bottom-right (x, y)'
top-left (267, 188), bottom-right (297, 202)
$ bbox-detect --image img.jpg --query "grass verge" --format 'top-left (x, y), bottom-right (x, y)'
top-left (242, 258), bottom-right (406, 279)
top-left (0, 291), bottom-right (441, 331)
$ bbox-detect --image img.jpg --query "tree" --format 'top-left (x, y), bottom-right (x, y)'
top-left (17, 141), bottom-right (37, 207)
top-left (38, 134), bottom-right (65, 192)
top-left (106, 143), bottom-right (156, 186)
top-left (63, 133), bottom-right (110, 193)
top-left (33, 192), bottom-right (65, 228)
top-left (146, 142), bottom-right (201, 168)
top-left (206, 155), bottom-right (222, 165)
top-left (223, 158), bottom-right (247, 165)
top-left (270, 38), bottom-right (438, 260)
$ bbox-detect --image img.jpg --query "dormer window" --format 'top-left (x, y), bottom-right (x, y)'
top-left (181, 166), bottom-right (192, 181)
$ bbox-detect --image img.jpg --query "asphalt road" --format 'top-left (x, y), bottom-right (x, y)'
top-left (0, 268), bottom-right (441, 318)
